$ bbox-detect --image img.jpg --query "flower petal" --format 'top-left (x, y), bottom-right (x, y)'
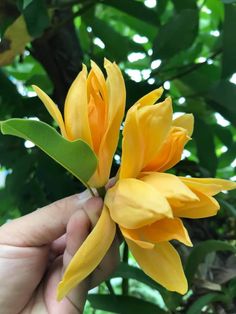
top-left (138, 97), bottom-right (173, 168)
top-left (134, 87), bottom-right (163, 107)
top-left (105, 178), bottom-right (172, 229)
top-left (142, 218), bottom-right (192, 246)
top-left (122, 217), bottom-right (192, 248)
top-left (57, 206), bottom-right (116, 300)
top-left (144, 126), bottom-right (190, 172)
top-left (173, 188), bottom-right (220, 219)
top-left (104, 59), bottom-right (126, 126)
top-left (180, 177), bottom-right (236, 196)
top-left (32, 85), bottom-right (67, 138)
top-left (141, 172), bottom-right (199, 206)
top-left (120, 97), bottom-right (172, 178)
top-left (87, 66), bottom-right (107, 154)
top-left (91, 60), bottom-right (108, 105)
top-left (173, 113), bottom-right (194, 136)
top-left (121, 226), bottom-right (155, 249)
top-left (89, 59), bottom-right (126, 187)
top-left (127, 240), bottom-right (188, 294)
top-left (64, 64), bottom-right (92, 144)
top-left (119, 105), bottom-right (143, 178)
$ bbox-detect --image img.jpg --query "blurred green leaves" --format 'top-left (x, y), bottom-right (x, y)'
top-left (221, 0), bottom-right (236, 4)
top-left (17, 0), bottom-right (50, 37)
top-left (18, 0), bottom-right (34, 10)
top-left (222, 3), bottom-right (236, 78)
top-left (193, 117), bottom-right (218, 176)
top-left (186, 293), bottom-right (227, 314)
top-left (111, 262), bottom-right (181, 310)
top-left (185, 240), bottom-right (236, 285)
top-left (88, 294), bottom-right (167, 314)
top-left (153, 9), bottom-right (199, 59)
top-left (102, 0), bottom-right (159, 26)
top-left (1, 0), bottom-right (236, 313)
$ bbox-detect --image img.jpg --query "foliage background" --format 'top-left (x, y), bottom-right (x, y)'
top-left (0, 0), bottom-right (236, 313)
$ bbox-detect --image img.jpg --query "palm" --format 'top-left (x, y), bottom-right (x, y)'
top-left (0, 195), bottom-right (120, 314)
top-left (21, 252), bottom-right (82, 314)
top-left (20, 237), bottom-right (119, 314)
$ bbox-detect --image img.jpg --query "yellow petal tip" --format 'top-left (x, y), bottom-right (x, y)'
top-left (56, 282), bottom-right (65, 302)
top-left (104, 57), bottom-right (111, 67)
top-left (31, 84), bottom-right (40, 93)
top-left (157, 86), bottom-right (164, 94)
top-left (224, 180), bottom-right (236, 191)
top-left (165, 96), bottom-right (172, 105)
top-left (186, 238), bottom-right (193, 247)
top-left (174, 277), bottom-right (188, 295)
top-left (178, 285), bottom-right (188, 295)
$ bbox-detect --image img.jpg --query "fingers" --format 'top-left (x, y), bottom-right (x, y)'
top-left (51, 235), bottom-right (67, 256)
top-left (0, 191), bottom-right (92, 247)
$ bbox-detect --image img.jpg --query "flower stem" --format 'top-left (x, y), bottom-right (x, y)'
top-left (122, 242), bottom-right (129, 295)
top-left (87, 184), bottom-right (96, 197)
top-left (96, 186), bottom-right (106, 199)
top-left (105, 280), bottom-right (115, 295)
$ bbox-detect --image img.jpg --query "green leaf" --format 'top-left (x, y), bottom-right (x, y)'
top-left (153, 9), bottom-right (199, 59)
top-left (21, 0), bottom-right (50, 37)
top-left (222, 3), bottom-right (236, 77)
top-left (193, 117), bottom-right (218, 176)
top-left (111, 262), bottom-right (181, 310)
top-left (18, 0), bottom-right (34, 10)
top-left (0, 70), bottom-right (23, 114)
top-left (102, 0), bottom-right (159, 26)
top-left (207, 100), bottom-right (236, 128)
top-left (186, 293), bottom-right (226, 314)
top-left (207, 0), bottom-right (224, 23)
top-left (172, 0), bottom-right (197, 12)
top-left (218, 142), bottom-right (236, 168)
top-left (185, 240), bottom-right (236, 285)
top-left (219, 199), bottom-right (236, 218)
top-left (112, 262), bottom-right (160, 289)
top-left (88, 294), bottom-right (167, 314)
top-left (208, 80), bottom-right (236, 118)
top-left (179, 64), bottom-right (221, 94)
top-left (213, 125), bottom-right (233, 147)
top-left (0, 119), bottom-right (97, 185)
top-left (221, 0), bottom-right (236, 3)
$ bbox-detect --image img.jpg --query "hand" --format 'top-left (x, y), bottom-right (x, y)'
top-left (0, 191), bottom-right (119, 314)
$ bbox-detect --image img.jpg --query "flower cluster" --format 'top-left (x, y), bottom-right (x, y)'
top-left (34, 59), bottom-right (236, 300)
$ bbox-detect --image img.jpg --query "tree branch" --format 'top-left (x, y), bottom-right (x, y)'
top-left (152, 49), bottom-right (222, 85)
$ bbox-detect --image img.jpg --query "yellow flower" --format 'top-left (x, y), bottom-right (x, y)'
top-left (33, 59), bottom-right (126, 188)
top-left (57, 87), bottom-right (236, 300)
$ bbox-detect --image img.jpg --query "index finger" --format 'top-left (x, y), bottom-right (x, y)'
top-left (0, 191), bottom-right (95, 247)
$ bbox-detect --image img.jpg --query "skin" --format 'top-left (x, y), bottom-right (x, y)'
top-left (0, 190), bottom-right (120, 314)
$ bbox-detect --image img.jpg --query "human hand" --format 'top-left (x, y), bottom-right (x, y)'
top-left (0, 191), bottom-right (119, 314)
